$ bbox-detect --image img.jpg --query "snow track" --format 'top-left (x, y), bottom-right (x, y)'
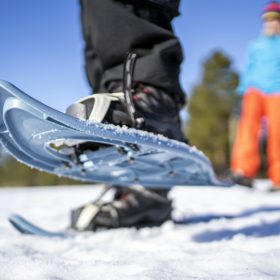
top-left (1, 181), bottom-right (280, 279)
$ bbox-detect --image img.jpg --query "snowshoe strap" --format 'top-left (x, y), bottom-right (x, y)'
top-left (123, 52), bottom-right (145, 129)
top-left (75, 201), bottom-right (121, 230)
top-left (75, 203), bottom-right (103, 231)
top-left (66, 92), bottom-right (124, 123)
top-left (74, 185), bottom-right (114, 231)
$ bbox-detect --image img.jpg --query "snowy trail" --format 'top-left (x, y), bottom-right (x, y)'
top-left (1, 182), bottom-right (280, 279)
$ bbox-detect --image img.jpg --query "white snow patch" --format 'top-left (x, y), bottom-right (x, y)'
top-left (1, 181), bottom-right (280, 279)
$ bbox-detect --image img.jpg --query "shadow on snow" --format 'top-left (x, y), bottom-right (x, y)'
top-left (174, 206), bottom-right (280, 243)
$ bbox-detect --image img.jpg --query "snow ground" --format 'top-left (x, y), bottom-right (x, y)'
top-left (1, 181), bottom-right (280, 280)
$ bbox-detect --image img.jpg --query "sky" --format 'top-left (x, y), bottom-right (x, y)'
top-left (0, 0), bottom-right (269, 113)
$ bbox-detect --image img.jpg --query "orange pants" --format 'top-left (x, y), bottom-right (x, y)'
top-left (231, 88), bottom-right (280, 185)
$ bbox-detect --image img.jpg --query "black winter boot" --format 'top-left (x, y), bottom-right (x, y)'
top-left (70, 186), bottom-right (172, 231)
top-left (66, 81), bottom-right (185, 142)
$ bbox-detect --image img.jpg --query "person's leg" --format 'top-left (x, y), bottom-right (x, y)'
top-left (231, 88), bottom-right (265, 180)
top-left (265, 94), bottom-right (280, 187)
top-left (73, 0), bottom-right (186, 141)
top-left (80, 0), bottom-right (185, 106)
top-left (70, 0), bottom-right (185, 230)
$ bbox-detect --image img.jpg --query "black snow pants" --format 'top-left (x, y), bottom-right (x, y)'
top-left (79, 0), bottom-right (186, 107)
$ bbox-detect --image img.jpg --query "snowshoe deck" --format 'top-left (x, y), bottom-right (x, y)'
top-left (9, 214), bottom-right (67, 238)
top-left (0, 80), bottom-right (231, 188)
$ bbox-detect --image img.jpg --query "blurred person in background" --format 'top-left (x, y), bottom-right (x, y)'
top-left (231, 2), bottom-right (280, 190)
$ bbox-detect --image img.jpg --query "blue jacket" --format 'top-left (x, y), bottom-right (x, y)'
top-left (237, 34), bottom-right (280, 95)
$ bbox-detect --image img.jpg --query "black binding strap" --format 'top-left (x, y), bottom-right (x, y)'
top-left (123, 52), bottom-right (144, 129)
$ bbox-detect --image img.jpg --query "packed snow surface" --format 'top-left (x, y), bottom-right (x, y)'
top-left (1, 181), bottom-right (280, 279)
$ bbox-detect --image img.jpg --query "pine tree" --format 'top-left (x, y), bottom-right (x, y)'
top-left (186, 51), bottom-right (239, 174)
